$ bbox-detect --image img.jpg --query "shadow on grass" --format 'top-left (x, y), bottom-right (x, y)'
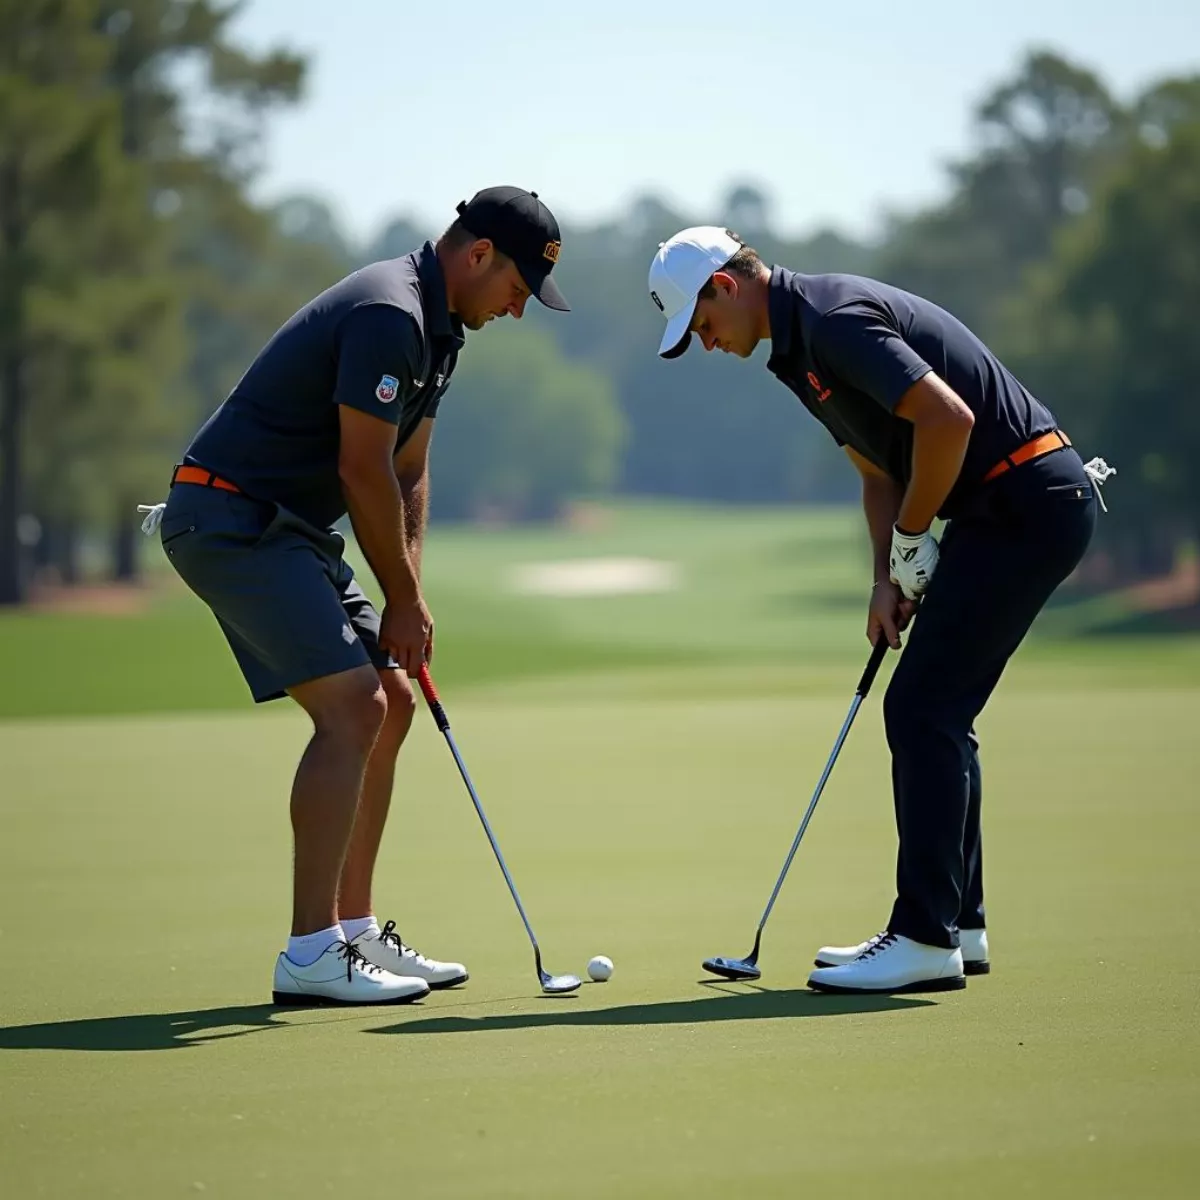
top-left (0, 988), bottom-right (935, 1052)
top-left (0, 1004), bottom-right (289, 1052)
top-left (367, 987), bottom-right (934, 1037)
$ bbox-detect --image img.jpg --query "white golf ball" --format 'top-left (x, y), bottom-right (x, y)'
top-left (587, 955), bottom-right (614, 982)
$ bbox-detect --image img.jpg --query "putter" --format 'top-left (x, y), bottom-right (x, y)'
top-left (703, 636), bottom-right (891, 982)
top-left (417, 664), bottom-right (582, 996)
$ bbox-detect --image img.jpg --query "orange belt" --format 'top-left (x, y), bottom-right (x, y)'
top-left (983, 430), bottom-right (1071, 482)
top-left (171, 464), bottom-right (242, 493)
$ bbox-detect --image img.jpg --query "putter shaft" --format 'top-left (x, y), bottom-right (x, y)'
top-left (707, 638), bottom-right (889, 977)
top-left (417, 665), bottom-right (579, 993)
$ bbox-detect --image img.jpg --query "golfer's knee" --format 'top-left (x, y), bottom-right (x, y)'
top-left (301, 670), bottom-right (388, 752)
top-left (377, 668), bottom-right (416, 743)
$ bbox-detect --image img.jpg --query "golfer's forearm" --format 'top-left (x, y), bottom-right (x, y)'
top-left (400, 474), bottom-right (428, 580)
top-left (896, 412), bottom-right (974, 534)
top-left (340, 465), bottom-right (419, 603)
top-left (863, 474), bottom-right (904, 584)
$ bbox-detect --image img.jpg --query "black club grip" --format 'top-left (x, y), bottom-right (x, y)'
top-left (856, 637), bottom-right (890, 697)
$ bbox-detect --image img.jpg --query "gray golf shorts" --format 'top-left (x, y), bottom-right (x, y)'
top-left (158, 482), bottom-right (396, 703)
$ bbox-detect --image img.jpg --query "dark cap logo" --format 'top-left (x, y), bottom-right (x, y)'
top-left (543, 240), bottom-right (561, 263)
top-left (650, 290), bottom-right (664, 312)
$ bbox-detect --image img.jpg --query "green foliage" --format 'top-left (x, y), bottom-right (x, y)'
top-left (430, 324), bottom-right (626, 521)
top-left (877, 50), bottom-right (1125, 330)
top-left (4, 28), bottom-right (1200, 601)
top-left (0, 0), bottom-right (177, 598)
top-left (1003, 118), bottom-right (1200, 573)
top-left (0, 1), bottom-right (309, 599)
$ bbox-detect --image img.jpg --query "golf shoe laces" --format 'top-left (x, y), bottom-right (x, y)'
top-left (334, 940), bottom-right (387, 982)
top-left (858, 931), bottom-right (899, 960)
top-left (379, 920), bottom-right (428, 964)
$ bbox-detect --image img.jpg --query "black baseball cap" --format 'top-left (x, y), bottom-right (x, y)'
top-left (455, 186), bottom-right (570, 312)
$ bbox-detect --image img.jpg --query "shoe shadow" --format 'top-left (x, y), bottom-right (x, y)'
top-left (0, 989), bottom-right (937, 1053)
top-left (368, 987), bottom-right (935, 1037)
top-left (0, 1005), bottom-right (288, 1053)
top-left (0, 992), bottom-right (538, 1054)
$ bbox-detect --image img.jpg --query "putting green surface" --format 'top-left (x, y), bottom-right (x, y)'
top-left (2, 663), bottom-right (1197, 1197)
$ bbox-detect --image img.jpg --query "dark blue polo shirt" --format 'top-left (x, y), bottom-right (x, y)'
top-left (182, 241), bottom-right (465, 529)
top-left (765, 266), bottom-right (1060, 519)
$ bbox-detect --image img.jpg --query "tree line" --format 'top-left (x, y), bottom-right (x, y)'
top-left (2, 7), bottom-right (1197, 603)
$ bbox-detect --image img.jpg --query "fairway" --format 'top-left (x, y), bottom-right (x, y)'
top-left (2, 657), bottom-right (1198, 1197)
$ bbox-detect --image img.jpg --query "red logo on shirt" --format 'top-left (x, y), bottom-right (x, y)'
top-left (807, 372), bottom-right (832, 402)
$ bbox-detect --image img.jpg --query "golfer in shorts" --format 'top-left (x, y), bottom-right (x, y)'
top-left (141, 187), bottom-right (570, 1006)
top-left (646, 226), bottom-right (1115, 995)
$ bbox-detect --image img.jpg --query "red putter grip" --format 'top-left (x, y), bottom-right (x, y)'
top-left (418, 664), bottom-right (450, 732)
top-left (417, 664), bottom-right (439, 703)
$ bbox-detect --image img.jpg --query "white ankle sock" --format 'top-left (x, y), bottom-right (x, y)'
top-left (287, 924), bottom-right (343, 966)
top-left (341, 915), bottom-right (380, 942)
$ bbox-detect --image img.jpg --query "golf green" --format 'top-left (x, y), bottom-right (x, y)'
top-left (2, 663), bottom-right (1196, 1197)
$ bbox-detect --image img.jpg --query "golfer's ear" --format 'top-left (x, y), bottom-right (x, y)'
top-left (711, 271), bottom-right (738, 299)
top-left (467, 238), bottom-right (494, 269)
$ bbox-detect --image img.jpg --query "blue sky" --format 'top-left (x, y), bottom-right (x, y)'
top-left (229, 0), bottom-right (1200, 245)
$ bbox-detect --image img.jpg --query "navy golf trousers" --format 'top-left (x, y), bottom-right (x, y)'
top-left (884, 445), bottom-right (1099, 949)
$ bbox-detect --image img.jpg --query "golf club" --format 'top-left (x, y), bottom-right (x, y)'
top-left (416, 664), bottom-right (582, 996)
top-left (703, 636), bottom-right (891, 982)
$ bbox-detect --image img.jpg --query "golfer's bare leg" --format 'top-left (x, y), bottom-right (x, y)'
top-left (286, 664), bottom-right (387, 936)
top-left (338, 668), bottom-right (416, 920)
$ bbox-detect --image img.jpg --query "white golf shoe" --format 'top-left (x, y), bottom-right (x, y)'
top-left (351, 920), bottom-right (469, 990)
top-left (815, 927), bottom-right (990, 975)
top-left (272, 940), bottom-right (430, 1007)
top-left (807, 932), bottom-right (966, 994)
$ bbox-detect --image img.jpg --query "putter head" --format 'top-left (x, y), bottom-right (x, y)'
top-left (702, 955), bottom-right (762, 982)
top-left (540, 969), bottom-right (582, 994)
top-left (534, 947), bottom-right (581, 994)
top-left (703, 930), bottom-right (763, 982)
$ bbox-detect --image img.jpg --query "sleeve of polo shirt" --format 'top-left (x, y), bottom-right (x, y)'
top-left (333, 303), bottom-right (422, 424)
top-left (810, 302), bottom-right (933, 414)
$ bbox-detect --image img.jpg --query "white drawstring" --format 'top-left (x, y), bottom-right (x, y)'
top-left (1082, 457), bottom-right (1117, 513)
top-left (136, 502), bottom-right (166, 536)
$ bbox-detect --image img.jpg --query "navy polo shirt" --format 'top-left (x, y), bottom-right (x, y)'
top-left (765, 266), bottom-right (1060, 519)
top-left (182, 241), bottom-right (465, 529)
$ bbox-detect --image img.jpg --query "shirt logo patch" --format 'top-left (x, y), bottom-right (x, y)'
top-left (807, 371), bottom-right (832, 402)
top-left (375, 374), bottom-right (399, 403)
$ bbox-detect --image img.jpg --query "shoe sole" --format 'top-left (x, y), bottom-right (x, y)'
top-left (271, 988), bottom-right (429, 1008)
top-left (815, 958), bottom-right (990, 976)
top-left (808, 974), bottom-right (968, 996)
top-left (427, 971), bottom-right (469, 990)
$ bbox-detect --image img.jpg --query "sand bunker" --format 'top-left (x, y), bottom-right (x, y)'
top-left (509, 557), bottom-right (679, 597)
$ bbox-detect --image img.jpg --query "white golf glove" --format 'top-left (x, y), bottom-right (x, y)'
top-left (889, 525), bottom-right (939, 600)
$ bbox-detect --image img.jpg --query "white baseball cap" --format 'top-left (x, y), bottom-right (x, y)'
top-left (648, 226), bottom-right (743, 358)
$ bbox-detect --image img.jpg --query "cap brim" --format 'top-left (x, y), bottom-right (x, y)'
top-left (657, 300), bottom-right (696, 359)
top-left (517, 262), bottom-right (570, 312)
